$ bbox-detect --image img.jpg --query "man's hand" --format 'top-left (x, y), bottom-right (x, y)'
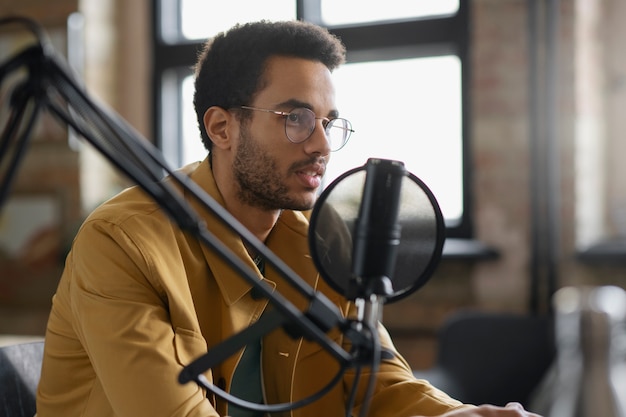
top-left (437, 402), bottom-right (542, 417)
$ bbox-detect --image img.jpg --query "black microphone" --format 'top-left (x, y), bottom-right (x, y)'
top-left (348, 158), bottom-right (405, 301)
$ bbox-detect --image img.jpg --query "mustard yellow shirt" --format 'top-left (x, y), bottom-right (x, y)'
top-left (36, 158), bottom-right (469, 417)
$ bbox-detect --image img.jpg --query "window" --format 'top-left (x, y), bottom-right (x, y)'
top-left (153, 0), bottom-right (471, 237)
top-left (319, 0), bottom-right (459, 25)
top-left (330, 56), bottom-right (463, 225)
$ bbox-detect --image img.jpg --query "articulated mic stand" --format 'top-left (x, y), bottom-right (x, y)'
top-left (0, 16), bottom-right (382, 417)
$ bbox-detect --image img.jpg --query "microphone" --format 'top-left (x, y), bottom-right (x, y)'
top-left (347, 158), bottom-right (406, 365)
top-left (308, 156), bottom-right (445, 368)
top-left (348, 158), bottom-right (405, 302)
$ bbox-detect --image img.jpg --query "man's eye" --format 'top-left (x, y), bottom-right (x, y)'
top-left (287, 113), bottom-right (300, 123)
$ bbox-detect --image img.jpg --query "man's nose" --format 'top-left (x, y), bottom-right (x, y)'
top-left (303, 120), bottom-right (331, 156)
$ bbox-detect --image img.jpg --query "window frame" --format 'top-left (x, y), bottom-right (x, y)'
top-left (152, 0), bottom-right (472, 239)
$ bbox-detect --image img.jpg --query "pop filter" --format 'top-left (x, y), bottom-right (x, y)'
top-left (309, 158), bottom-right (445, 303)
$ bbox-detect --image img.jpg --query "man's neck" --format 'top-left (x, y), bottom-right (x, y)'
top-left (231, 204), bottom-right (282, 244)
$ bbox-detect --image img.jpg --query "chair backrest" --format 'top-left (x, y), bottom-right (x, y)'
top-left (0, 341), bottom-right (44, 417)
top-left (413, 311), bottom-right (555, 408)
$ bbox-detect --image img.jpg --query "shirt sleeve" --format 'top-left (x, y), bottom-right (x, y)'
top-left (343, 313), bottom-right (472, 417)
top-left (64, 216), bottom-right (217, 417)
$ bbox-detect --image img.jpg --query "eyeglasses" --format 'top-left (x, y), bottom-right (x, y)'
top-left (240, 106), bottom-right (354, 152)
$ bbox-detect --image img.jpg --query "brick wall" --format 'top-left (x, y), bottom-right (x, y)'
top-left (0, 0), bottom-right (150, 334)
top-left (0, 0), bottom-right (80, 334)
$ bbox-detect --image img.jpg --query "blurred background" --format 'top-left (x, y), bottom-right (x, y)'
top-left (0, 0), bottom-right (625, 377)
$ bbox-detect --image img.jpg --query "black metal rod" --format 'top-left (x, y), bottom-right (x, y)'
top-left (528, 0), bottom-right (560, 315)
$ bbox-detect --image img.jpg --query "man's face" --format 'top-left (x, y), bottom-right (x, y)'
top-left (232, 56), bottom-right (337, 211)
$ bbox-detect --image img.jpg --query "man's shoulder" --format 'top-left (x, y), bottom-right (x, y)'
top-left (87, 185), bottom-right (163, 226)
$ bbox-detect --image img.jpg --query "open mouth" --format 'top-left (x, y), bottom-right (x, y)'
top-left (295, 161), bottom-right (325, 189)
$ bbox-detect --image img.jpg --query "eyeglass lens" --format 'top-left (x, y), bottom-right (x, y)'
top-left (285, 108), bottom-right (352, 151)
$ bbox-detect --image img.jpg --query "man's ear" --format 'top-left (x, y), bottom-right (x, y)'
top-left (203, 106), bottom-right (236, 150)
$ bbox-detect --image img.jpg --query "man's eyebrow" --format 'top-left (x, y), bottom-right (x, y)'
top-left (276, 99), bottom-right (340, 119)
top-left (276, 98), bottom-right (309, 109)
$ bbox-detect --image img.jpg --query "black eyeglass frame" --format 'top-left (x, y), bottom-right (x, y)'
top-left (239, 105), bottom-right (354, 152)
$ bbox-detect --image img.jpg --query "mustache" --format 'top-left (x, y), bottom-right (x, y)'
top-left (290, 156), bottom-right (327, 173)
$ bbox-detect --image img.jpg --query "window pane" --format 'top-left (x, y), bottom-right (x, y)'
top-left (160, 69), bottom-right (183, 168)
top-left (180, 0), bottom-right (296, 40)
top-left (161, 68), bottom-right (203, 168)
top-left (321, 0), bottom-right (459, 26)
top-left (181, 75), bottom-right (205, 164)
top-left (328, 56), bottom-right (463, 224)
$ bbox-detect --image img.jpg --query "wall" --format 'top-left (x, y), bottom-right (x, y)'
top-left (0, 0), bottom-right (625, 372)
top-left (0, 0), bottom-right (150, 335)
top-left (0, 0), bottom-right (81, 334)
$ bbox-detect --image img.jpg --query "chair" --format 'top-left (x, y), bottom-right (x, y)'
top-left (0, 341), bottom-right (44, 417)
top-left (412, 311), bottom-right (555, 409)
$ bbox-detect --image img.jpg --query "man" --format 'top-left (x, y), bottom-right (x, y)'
top-left (36, 20), bottom-right (540, 417)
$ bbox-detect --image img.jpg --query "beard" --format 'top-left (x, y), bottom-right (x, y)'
top-left (232, 124), bottom-right (319, 211)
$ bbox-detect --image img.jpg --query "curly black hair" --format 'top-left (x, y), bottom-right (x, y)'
top-left (193, 20), bottom-right (346, 151)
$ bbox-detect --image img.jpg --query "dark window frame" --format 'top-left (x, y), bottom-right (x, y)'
top-left (151, 0), bottom-right (472, 239)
